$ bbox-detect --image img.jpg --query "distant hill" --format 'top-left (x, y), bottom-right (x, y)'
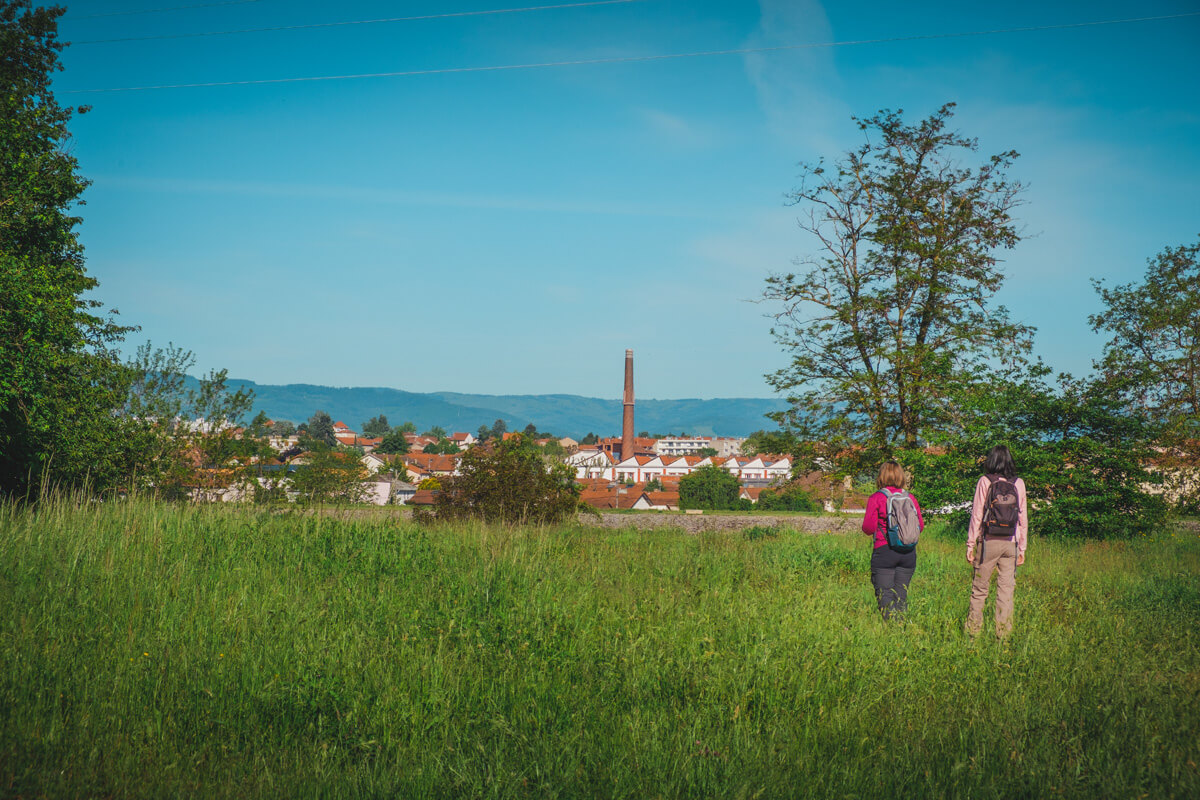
top-left (220, 379), bottom-right (788, 438)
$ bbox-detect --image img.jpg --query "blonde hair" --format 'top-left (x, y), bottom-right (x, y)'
top-left (876, 461), bottom-right (906, 490)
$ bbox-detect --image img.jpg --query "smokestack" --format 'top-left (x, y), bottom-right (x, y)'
top-left (622, 349), bottom-right (635, 460)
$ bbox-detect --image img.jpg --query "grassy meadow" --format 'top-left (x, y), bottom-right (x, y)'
top-left (1, 500), bottom-right (1197, 799)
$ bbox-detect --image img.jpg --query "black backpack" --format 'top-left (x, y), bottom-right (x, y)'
top-left (983, 474), bottom-right (1020, 537)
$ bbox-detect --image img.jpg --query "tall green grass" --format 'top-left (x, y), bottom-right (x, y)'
top-left (1, 498), bottom-right (1197, 798)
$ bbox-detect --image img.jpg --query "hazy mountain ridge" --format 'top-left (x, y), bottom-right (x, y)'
top-left (222, 379), bottom-right (787, 438)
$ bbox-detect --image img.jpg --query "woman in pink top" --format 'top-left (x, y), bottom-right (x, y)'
top-left (965, 445), bottom-right (1029, 638)
top-left (861, 461), bottom-right (925, 620)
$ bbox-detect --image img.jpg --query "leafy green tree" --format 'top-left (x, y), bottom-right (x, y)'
top-left (476, 424), bottom-right (492, 442)
top-left (741, 429), bottom-right (799, 457)
top-left (523, 423), bottom-right (539, 437)
top-left (422, 438), bottom-right (460, 455)
top-left (1090, 237), bottom-right (1199, 428)
top-left (490, 419), bottom-right (507, 441)
top-left (695, 447), bottom-right (719, 458)
top-left (289, 445), bottom-right (368, 505)
top-left (756, 485), bottom-right (819, 512)
top-left (271, 419), bottom-right (296, 437)
top-left (375, 430), bottom-right (411, 455)
top-left (679, 464), bottom-right (741, 511)
top-left (423, 425), bottom-right (447, 439)
top-left (121, 342), bottom-right (255, 498)
top-left (906, 365), bottom-right (1168, 539)
top-left (431, 433), bottom-right (580, 525)
top-left (361, 414), bottom-right (390, 438)
top-left (303, 411), bottom-right (336, 448)
top-left (645, 477), bottom-right (663, 492)
top-left (396, 421), bottom-right (417, 433)
top-left (0, 1), bottom-right (142, 498)
top-left (764, 104), bottom-right (1030, 473)
top-left (580, 432), bottom-right (598, 445)
top-left (244, 411), bottom-right (272, 439)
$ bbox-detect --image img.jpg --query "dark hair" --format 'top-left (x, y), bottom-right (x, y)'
top-left (984, 445), bottom-right (1016, 479)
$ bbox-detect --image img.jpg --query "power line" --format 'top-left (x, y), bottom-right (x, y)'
top-left (69, 0), bottom-right (267, 19)
top-left (64, 10), bottom-right (1200, 94)
top-left (72, 0), bottom-right (642, 44)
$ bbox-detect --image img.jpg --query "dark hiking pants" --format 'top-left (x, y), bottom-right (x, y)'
top-left (870, 546), bottom-right (917, 620)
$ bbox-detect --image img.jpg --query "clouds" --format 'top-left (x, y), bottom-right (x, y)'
top-left (742, 0), bottom-right (851, 155)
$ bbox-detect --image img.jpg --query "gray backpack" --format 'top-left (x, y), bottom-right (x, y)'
top-left (879, 488), bottom-right (921, 551)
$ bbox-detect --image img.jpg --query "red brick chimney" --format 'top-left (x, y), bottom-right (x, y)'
top-left (621, 349), bottom-right (634, 460)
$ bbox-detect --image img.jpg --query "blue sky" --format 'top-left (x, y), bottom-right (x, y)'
top-left (52, 0), bottom-right (1200, 399)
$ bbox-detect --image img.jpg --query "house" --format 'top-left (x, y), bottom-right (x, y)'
top-left (569, 449), bottom-right (617, 480)
top-left (400, 452), bottom-right (461, 476)
top-left (740, 487), bottom-right (766, 504)
top-left (578, 481), bottom-right (645, 510)
top-left (655, 436), bottom-right (714, 456)
top-left (632, 490), bottom-right (679, 511)
top-left (449, 432), bottom-right (477, 448)
top-left (408, 488), bottom-right (438, 506)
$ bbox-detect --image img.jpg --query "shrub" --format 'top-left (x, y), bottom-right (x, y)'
top-left (757, 485), bottom-right (819, 512)
top-left (431, 434), bottom-right (580, 525)
top-left (679, 464), bottom-right (741, 511)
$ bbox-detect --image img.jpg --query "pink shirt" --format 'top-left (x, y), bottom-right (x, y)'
top-left (966, 475), bottom-right (1028, 557)
top-left (861, 487), bottom-right (926, 549)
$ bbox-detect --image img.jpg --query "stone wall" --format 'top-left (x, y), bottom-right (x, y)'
top-left (579, 512), bottom-right (864, 535)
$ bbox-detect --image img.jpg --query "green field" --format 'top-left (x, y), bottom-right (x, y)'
top-left (2, 500), bottom-right (1197, 798)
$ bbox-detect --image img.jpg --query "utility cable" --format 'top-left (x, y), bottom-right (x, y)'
top-left (72, 0), bottom-right (642, 43)
top-left (64, 10), bottom-right (1200, 94)
top-left (69, 0), bottom-right (267, 19)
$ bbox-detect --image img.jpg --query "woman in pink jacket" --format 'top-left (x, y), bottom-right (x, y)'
top-left (861, 460), bottom-right (925, 620)
top-left (965, 445), bottom-right (1029, 638)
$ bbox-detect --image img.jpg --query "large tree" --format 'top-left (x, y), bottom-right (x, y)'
top-left (1090, 236), bottom-right (1200, 429)
top-left (764, 104), bottom-right (1031, 472)
top-left (0, 2), bottom-right (136, 497)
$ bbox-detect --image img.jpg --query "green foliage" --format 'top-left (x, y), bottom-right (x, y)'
top-left (580, 432), bottom-right (598, 445)
top-left (2, 500), bottom-right (1198, 798)
top-left (1090, 237), bottom-right (1200, 511)
top-left (695, 446), bottom-right (719, 458)
top-left (1090, 236), bottom-right (1200, 428)
top-left (741, 429), bottom-right (798, 457)
top-left (765, 103), bottom-right (1030, 469)
top-left (432, 433), bottom-right (579, 525)
top-left (422, 438), bottom-right (460, 455)
top-left (374, 431), bottom-right (411, 455)
top-left (742, 524), bottom-right (782, 540)
top-left (270, 419), bottom-right (295, 437)
top-left (907, 366), bottom-right (1169, 539)
top-left (301, 411), bottom-right (336, 449)
top-left (0, 2), bottom-right (140, 498)
top-left (756, 485), bottom-right (819, 512)
top-left (423, 425), bottom-right (447, 439)
top-left (288, 446), bottom-right (368, 505)
top-left (679, 464), bottom-right (741, 510)
top-left (645, 477), bottom-right (663, 492)
top-left (360, 414), bottom-right (390, 438)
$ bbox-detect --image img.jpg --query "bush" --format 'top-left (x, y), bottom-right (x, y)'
top-left (756, 485), bottom-right (819, 512)
top-left (679, 464), bottom-right (741, 511)
top-left (431, 434), bottom-right (579, 525)
top-left (907, 371), bottom-right (1169, 539)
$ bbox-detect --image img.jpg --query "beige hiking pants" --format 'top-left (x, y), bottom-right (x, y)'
top-left (966, 538), bottom-right (1017, 637)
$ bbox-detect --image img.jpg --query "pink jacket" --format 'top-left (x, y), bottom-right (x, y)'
top-left (966, 475), bottom-right (1028, 557)
top-left (861, 487), bottom-right (925, 549)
